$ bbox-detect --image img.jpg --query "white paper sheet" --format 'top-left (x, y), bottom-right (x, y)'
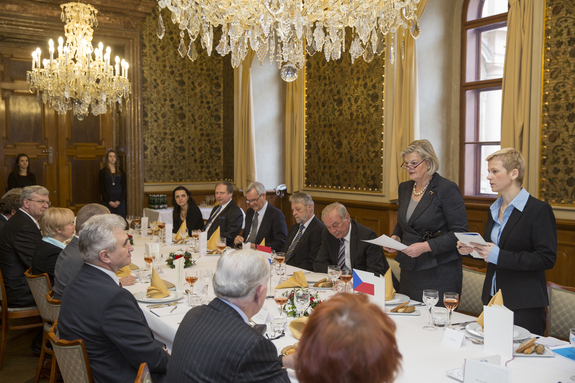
top-left (362, 234), bottom-right (407, 251)
top-left (455, 232), bottom-right (488, 259)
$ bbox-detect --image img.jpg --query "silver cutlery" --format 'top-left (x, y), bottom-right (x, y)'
top-left (465, 336), bottom-right (483, 344)
top-left (147, 301), bottom-right (177, 309)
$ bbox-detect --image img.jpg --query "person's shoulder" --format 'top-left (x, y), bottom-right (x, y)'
top-left (525, 195), bottom-right (553, 213)
top-left (352, 219), bottom-right (375, 235)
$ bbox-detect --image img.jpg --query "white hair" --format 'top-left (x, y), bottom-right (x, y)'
top-left (79, 214), bottom-right (126, 264)
top-left (213, 249), bottom-right (270, 300)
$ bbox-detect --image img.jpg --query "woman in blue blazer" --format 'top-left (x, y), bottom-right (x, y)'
top-left (458, 148), bottom-right (556, 335)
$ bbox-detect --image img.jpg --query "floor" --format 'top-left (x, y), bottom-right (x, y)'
top-left (0, 327), bottom-right (50, 383)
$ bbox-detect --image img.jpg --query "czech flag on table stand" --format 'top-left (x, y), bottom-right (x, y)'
top-left (256, 244), bottom-right (272, 253)
top-left (353, 269), bottom-right (386, 307)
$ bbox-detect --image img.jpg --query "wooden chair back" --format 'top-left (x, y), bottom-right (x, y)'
top-left (547, 282), bottom-right (575, 340)
top-left (48, 321), bottom-right (94, 383)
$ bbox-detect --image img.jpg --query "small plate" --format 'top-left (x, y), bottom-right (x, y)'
top-left (465, 322), bottom-right (530, 341)
top-left (384, 293), bottom-right (410, 305)
top-left (514, 344), bottom-right (554, 357)
top-left (133, 291), bottom-right (183, 303)
top-left (446, 368), bottom-right (464, 382)
top-left (385, 307), bottom-right (420, 316)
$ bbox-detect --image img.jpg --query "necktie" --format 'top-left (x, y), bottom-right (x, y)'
top-left (338, 238), bottom-right (347, 271)
top-left (285, 225), bottom-right (305, 262)
top-left (204, 205), bottom-right (222, 231)
top-left (247, 212), bottom-right (259, 243)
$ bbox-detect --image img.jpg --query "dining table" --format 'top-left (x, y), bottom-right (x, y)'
top-left (123, 233), bottom-right (575, 383)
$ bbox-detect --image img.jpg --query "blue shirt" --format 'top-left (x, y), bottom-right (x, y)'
top-left (487, 188), bottom-right (530, 295)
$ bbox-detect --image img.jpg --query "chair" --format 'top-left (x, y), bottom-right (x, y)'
top-left (458, 265), bottom-right (486, 317)
top-left (48, 321), bottom-right (94, 383)
top-left (24, 268), bottom-right (58, 383)
top-left (547, 282), bottom-right (575, 340)
top-left (135, 362), bottom-right (153, 383)
top-left (0, 268), bottom-right (42, 370)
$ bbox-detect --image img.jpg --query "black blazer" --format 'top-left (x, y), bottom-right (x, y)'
top-left (0, 209), bottom-right (42, 307)
top-left (0, 214), bottom-right (7, 231)
top-left (59, 264), bottom-right (169, 383)
top-left (167, 298), bottom-right (289, 383)
top-left (242, 204), bottom-right (287, 252)
top-left (7, 172), bottom-right (36, 190)
top-left (314, 220), bottom-right (389, 276)
top-left (481, 196), bottom-right (556, 310)
top-left (172, 204), bottom-right (204, 234)
top-left (281, 216), bottom-right (325, 271)
top-left (98, 168), bottom-right (127, 203)
top-left (392, 173), bottom-right (468, 272)
top-left (31, 239), bottom-right (63, 287)
top-left (205, 200), bottom-right (244, 246)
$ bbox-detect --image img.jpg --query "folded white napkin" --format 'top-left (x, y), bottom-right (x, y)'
top-left (150, 304), bottom-right (191, 317)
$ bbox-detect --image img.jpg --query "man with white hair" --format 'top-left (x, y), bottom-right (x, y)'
top-left (167, 249), bottom-right (294, 382)
top-left (58, 214), bottom-right (169, 383)
top-left (0, 185), bottom-right (49, 307)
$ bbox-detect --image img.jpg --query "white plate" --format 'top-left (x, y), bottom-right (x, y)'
top-left (384, 293), bottom-right (410, 305)
top-left (514, 344), bottom-right (554, 357)
top-left (133, 291), bottom-right (183, 303)
top-left (385, 307), bottom-right (420, 316)
top-left (446, 368), bottom-right (464, 382)
top-left (465, 322), bottom-right (530, 341)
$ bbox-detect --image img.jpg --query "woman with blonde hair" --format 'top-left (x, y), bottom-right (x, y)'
top-left (32, 207), bottom-right (75, 286)
top-left (458, 148), bottom-right (556, 335)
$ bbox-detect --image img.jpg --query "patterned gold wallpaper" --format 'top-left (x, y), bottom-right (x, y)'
top-left (304, 32), bottom-right (384, 192)
top-left (541, 0), bottom-right (575, 205)
top-left (142, 8), bottom-right (232, 183)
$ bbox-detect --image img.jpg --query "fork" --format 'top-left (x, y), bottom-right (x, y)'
top-left (148, 301), bottom-right (177, 309)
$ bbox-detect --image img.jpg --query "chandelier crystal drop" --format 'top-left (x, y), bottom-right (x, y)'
top-left (157, 0), bottom-right (421, 81)
top-left (27, 2), bottom-right (131, 120)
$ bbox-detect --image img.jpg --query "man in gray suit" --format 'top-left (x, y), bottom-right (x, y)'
top-left (167, 249), bottom-right (294, 382)
top-left (53, 203), bottom-right (135, 300)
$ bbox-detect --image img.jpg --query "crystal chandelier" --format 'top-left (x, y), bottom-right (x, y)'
top-left (157, 0), bottom-right (421, 82)
top-left (27, 2), bottom-right (131, 120)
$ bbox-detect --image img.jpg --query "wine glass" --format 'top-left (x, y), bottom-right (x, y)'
top-left (200, 270), bottom-right (212, 295)
top-left (157, 222), bottom-right (166, 242)
top-left (422, 289), bottom-right (439, 331)
top-left (133, 216), bottom-right (141, 231)
top-left (217, 237), bottom-right (226, 253)
top-left (126, 215), bottom-right (133, 233)
top-left (294, 289), bottom-right (311, 318)
top-left (570, 328), bottom-right (575, 381)
top-left (327, 265), bottom-right (341, 291)
top-left (274, 290), bottom-right (288, 316)
top-left (274, 252), bottom-right (286, 276)
top-left (143, 254), bottom-right (153, 271)
top-left (443, 292), bottom-right (459, 328)
top-left (340, 270), bottom-right (353, 293)
top-left (186, 270), bottom-right (198, 293)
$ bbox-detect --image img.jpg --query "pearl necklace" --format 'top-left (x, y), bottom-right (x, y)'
top-left (413, 176), bottom-right (432, 196)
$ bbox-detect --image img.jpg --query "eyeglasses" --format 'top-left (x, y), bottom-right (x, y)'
top-left (246, 194), bottom-right (262, 204)
top-left (28, 199), bottom-right (51, 207)
top-left (400, 159), bottom-right (426, 170)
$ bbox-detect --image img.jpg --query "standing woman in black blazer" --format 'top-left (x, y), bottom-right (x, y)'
top-left (172, 186), bottom-right (204, 235)
top-left (458, 148), bottom-right (556, 335)
top-left (99, 149), bottom-right (126, 219)
top-left (7, 153), bottom-right (36, 190)
top-left (384, 140), bottom-right (468, 304)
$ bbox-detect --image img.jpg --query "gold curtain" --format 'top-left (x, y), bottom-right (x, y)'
top-left (501, 0), bottom-right (536, 192)
top-left (387, 0), bottom-right (429, 201)
top-left (284, 69), bottom-right (305, 193)
top-left (234, 50), bottom-right (257, 191)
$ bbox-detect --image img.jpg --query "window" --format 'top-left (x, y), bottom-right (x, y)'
top-left (461, 0), bottom-right (508, 196)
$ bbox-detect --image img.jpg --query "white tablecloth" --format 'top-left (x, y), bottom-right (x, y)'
top-left (143, 207), bottom-right (213, 224)
top-left (124, 234), bottom-right (575, 383)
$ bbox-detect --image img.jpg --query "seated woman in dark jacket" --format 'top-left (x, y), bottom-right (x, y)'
top-left (172, 186), bottom-right (204, 236)
top-left (32, 207), bottom-right (76, 286)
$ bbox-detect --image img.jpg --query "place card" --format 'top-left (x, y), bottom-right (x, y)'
top-left (199, 231), bottom-right (207, 256)
top-left (251, 308), bottom-right (271, 325)
top-left (463, 355), bottom-right (511, 383)
top-left (442, 327), bottom-right (466, 348)
top-left (165, 223), bottom-right (173, 245)
top-left (175, 257), bottom-right (184, 292)
top-left (484, 304), bottom-right (514, 361)
top-left (141, 217), bottom-right (149, 237)
top-left (145, 243), bottom-right (160, 258)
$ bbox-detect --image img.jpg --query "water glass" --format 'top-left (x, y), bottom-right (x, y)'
top-left (139, 269), bottom-right (150, 283)
top-left (188, 294), bottom-right (202, 308)
top-left (270, 315), bottom-right (287, 337)
top-left (432, 307), bottom-right (448, 327)
top-left (294, 289), bottom-right (311, 317)
top-left (422, 289), bottom-right (439, 331)
top-left (327, 265), bottom-right (341, 291)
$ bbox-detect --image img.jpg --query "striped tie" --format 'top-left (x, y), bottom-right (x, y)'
top-left (203, 205), bottom-right (222, 231)
top-left (338, 238), bottom-right (347, 270)
top-left (285, 225), bottom-right (305, 262)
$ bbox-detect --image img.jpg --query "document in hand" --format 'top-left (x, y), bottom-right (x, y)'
top-left (454, 232), bottom-right (488, 259)
top-left (362, 234), bottom-right (407, 251)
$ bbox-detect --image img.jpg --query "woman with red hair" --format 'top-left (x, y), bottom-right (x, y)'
top-left (297, 293), bottom-right (402, 383)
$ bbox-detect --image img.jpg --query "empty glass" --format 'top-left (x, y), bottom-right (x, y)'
top-left (432, 307), bottom-right (448, 328)
top-left (327, 265), bottom-right (341, 291)
top-left (422, 289), bottom-right (439, 331)
top-left (294, 289), bottom-right (311, 318)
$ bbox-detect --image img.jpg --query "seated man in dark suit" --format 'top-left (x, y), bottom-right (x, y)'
top-left (53, 203), bottom-right (135, 300)
top-left (167, 249), bottom-right (294, 382)
top-left (58, 215), bottom-right (169, 383)
top-left (234, 181), bottom-right (287, 252)
top-left (204, 181), bottom-right (244, 246)
top-left (0, 190), bottom-right (22, 230)
top-left (0, 185), bottom-right (49, 308)
top-left (314, 202), bottom-right (389, 276)
top-left (281, 192), bottom-right (325, 271)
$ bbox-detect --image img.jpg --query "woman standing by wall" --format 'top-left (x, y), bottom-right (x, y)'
top-left (7, 153), bottom-right (36, 190)
top-left (99, 150), bottom-right (126, 219)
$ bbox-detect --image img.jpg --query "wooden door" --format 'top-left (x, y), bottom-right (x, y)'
top-left (0, 48), bottom-right (115, 212)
